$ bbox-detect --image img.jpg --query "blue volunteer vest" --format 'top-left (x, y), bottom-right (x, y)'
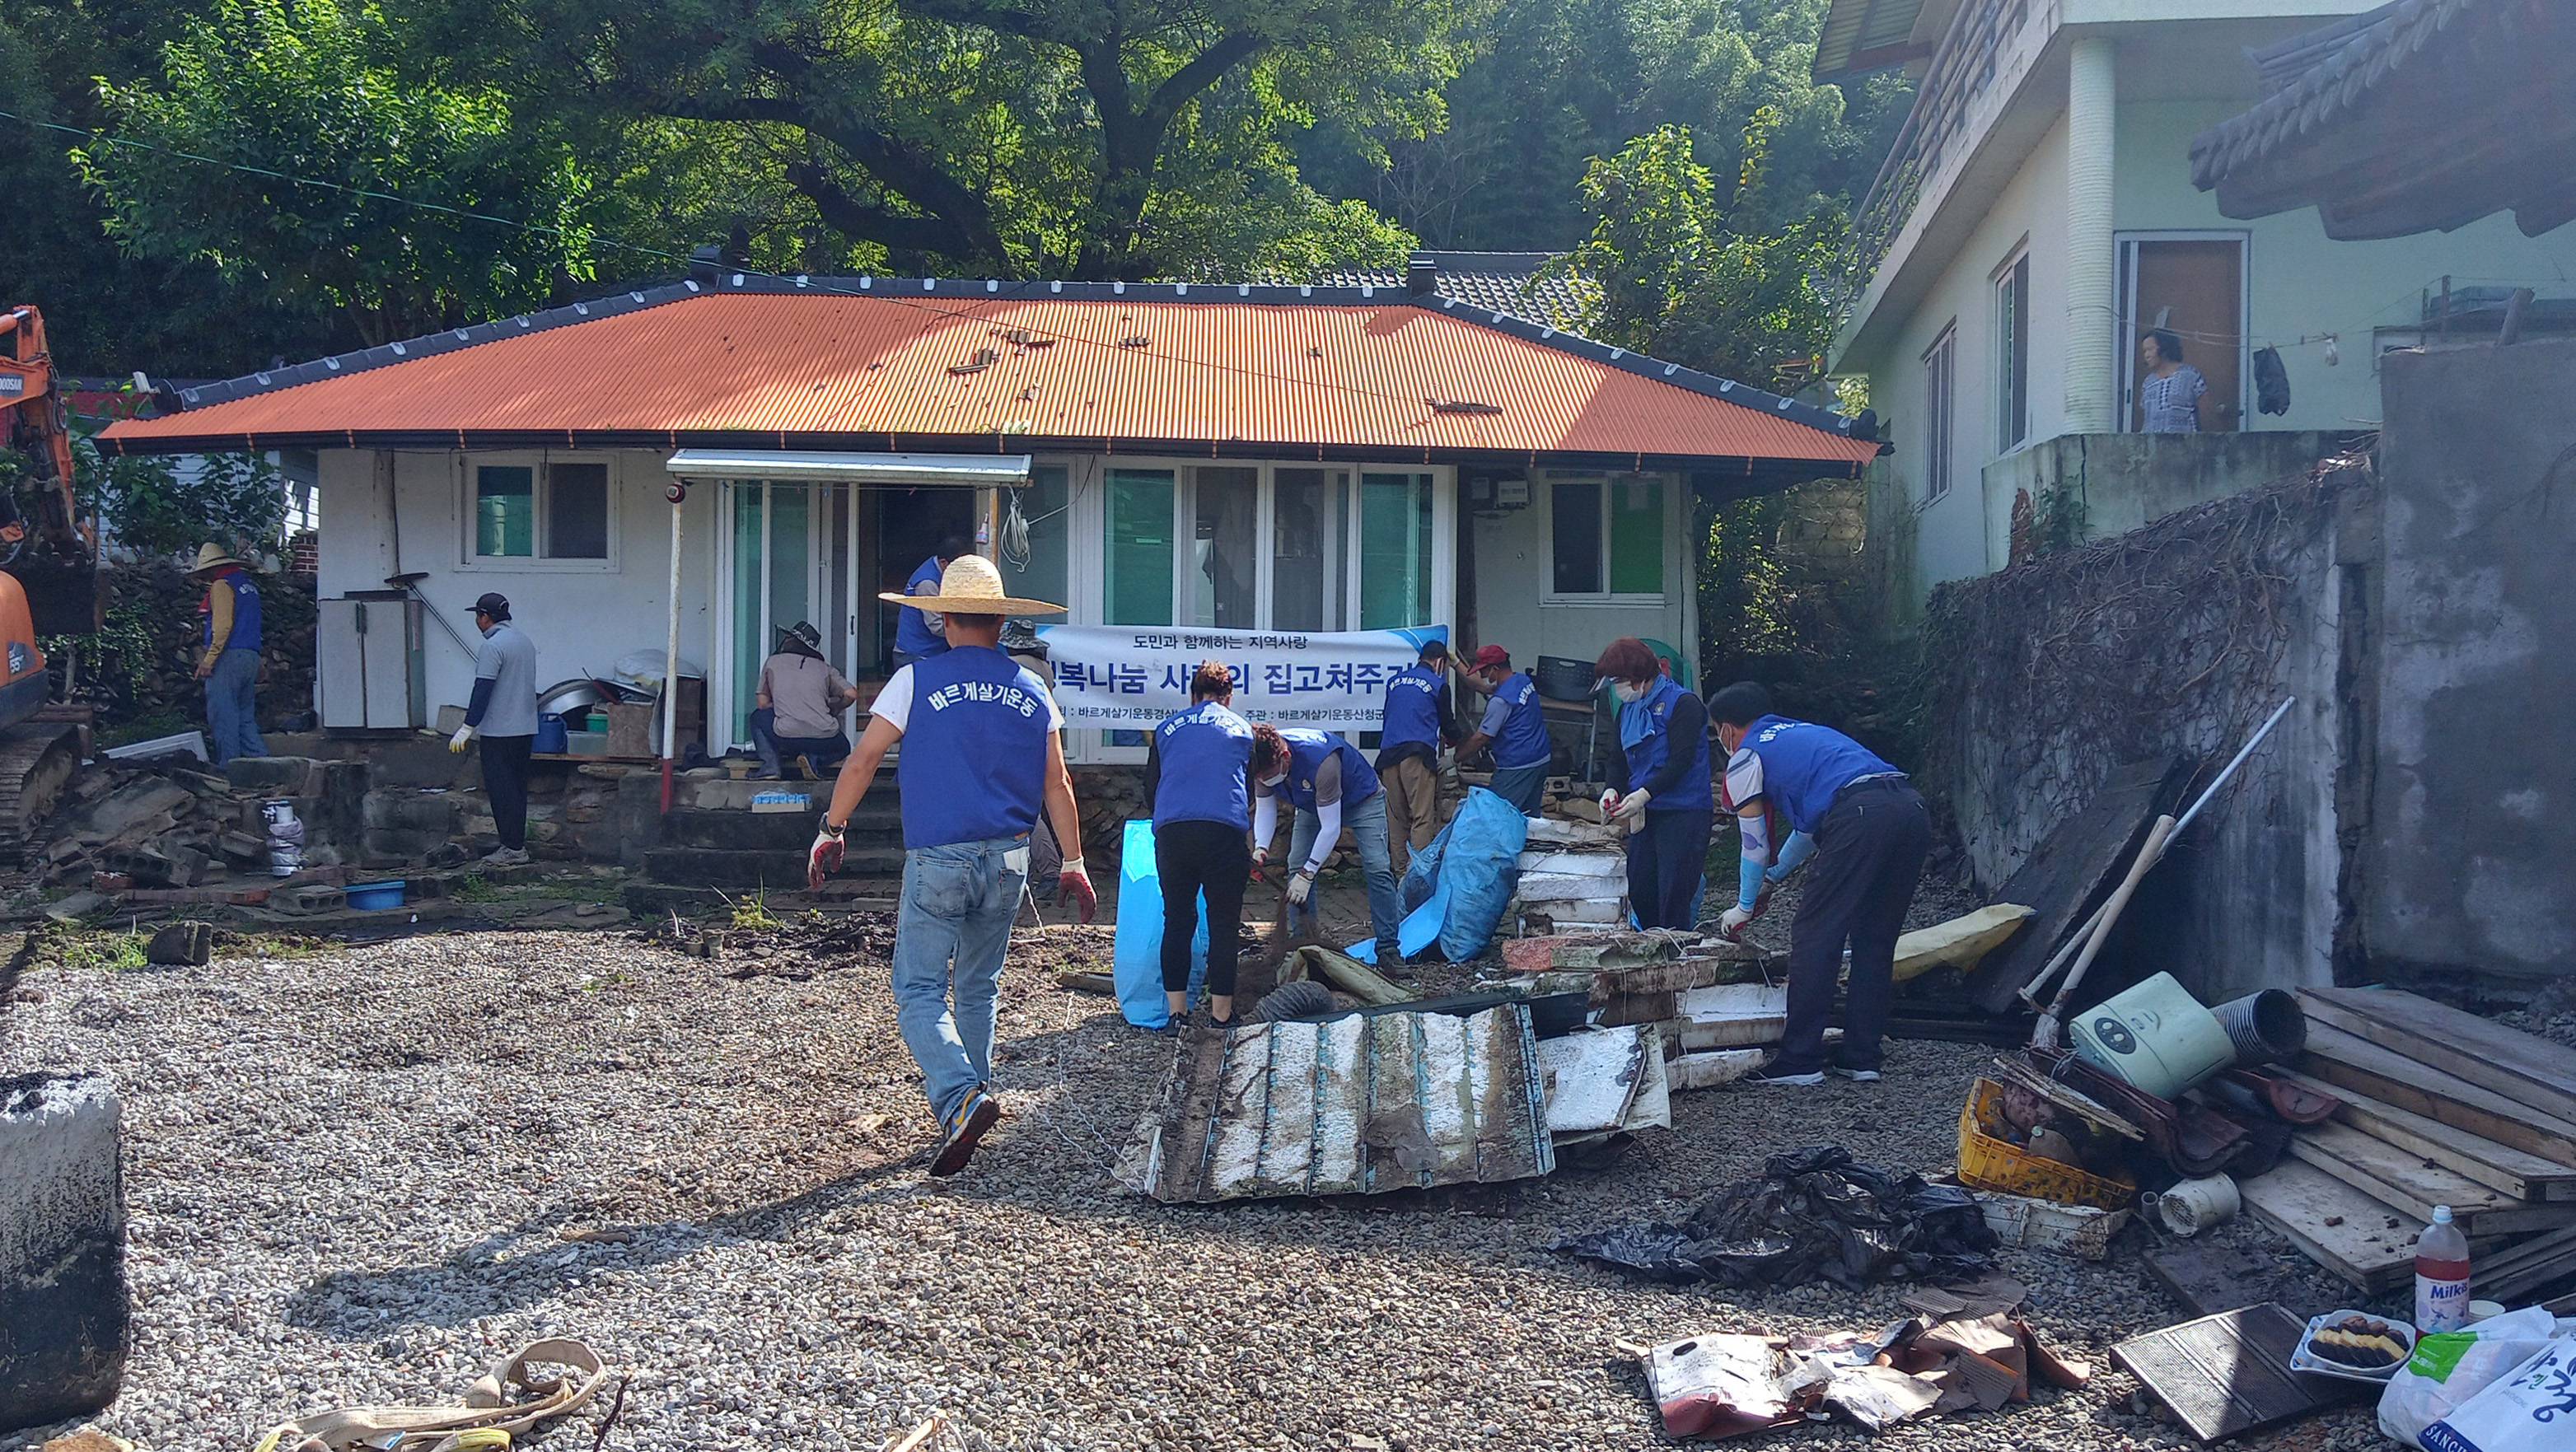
top-left (1740, 714), bottom-right (1900, 834)
top-left (895, 647), bottom-right (1051, 849)
top-left (1279, 729), bottom-right (1380, 814)
top-left (894, 555), bottom-right (949, 658)
top-left (1620, 678), bottom-right (1713, 813)
top-left (1489, 671), bottom-right (1552, 770)
top-left (1379, 663), bottom-right (1444, 754)
top-left (1152, 700), bottom-right (1254, 830)
top-left (203, 572), bottom-right (261, 651)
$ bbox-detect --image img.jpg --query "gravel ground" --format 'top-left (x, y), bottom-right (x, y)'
top-left (3, 918), bottom-right (2391, 1452)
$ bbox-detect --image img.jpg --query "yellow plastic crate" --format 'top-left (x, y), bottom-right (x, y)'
top-left (1957, 1077), bottom-right (2136, 1212)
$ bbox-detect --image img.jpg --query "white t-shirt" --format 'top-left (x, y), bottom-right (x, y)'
top-left (873, 662), bottom-right (1065, 734)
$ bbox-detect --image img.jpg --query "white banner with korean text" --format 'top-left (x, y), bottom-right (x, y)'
top-left (1040, 624), bottom-right (1448, 729)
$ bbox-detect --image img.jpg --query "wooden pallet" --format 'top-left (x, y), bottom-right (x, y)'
top-left (2296, 1021), bottom-right (2576, 1167)
top-left (2279, 1068), bottom-right (2576, 1202)
top-left (2239, 1160), bottom-right (2418, 1292)
top-left (2300, 987), bottom-right (2576, 1125)
top-left (2286, 1122), bottom-right (2576, 1235)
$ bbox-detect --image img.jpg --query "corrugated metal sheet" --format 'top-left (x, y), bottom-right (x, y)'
top-left (1115, 1002), bottom-right (1554, 1202)
top-left (101, 282), bottom-right (1885, 472)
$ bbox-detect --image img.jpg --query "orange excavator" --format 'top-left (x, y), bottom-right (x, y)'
top-left (0, 305), bottom-right (104, 860)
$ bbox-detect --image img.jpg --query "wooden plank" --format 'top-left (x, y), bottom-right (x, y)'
top-left (2279, 1069), bottom-right (2576, 1202)
top-left (2296, 1022), bottom-right (2576, 1167)
top-left (2110, 1304), bottom-right (2367, 1443)
top-left (2142, 1243), bottom-right (2328, 1321)
top-left (2473, 1222), bottom-right (2576, 1303)
top-left (2300, 987), bottom-right (2576, 1125)
top-left (2285, 1123), bottom-right (2576, 1235)
top-left (1962, 758), bottom-right (2175, 1013)
top-left (2238, 1160), bottom-right (2417, 1292)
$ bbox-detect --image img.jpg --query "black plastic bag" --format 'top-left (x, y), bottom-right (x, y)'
top-left (1554, 1144), bottom-right (1999, 1293)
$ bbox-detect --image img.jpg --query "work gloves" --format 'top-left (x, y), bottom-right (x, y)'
top-left (448, 724), bottom-right (476, 754)
top-left (1249, 846), bottom-right (1269, 884)
top-left (1597, 788), bottom-right (1620, 819)
top-left (1058, 859), bottom-right (1097, 924)
top-left (1611, 788), bottom-right (1653, 824)
top-left (806, 821), bottom-right (844, 890)
top-left (1716, 886), bottom-right (1775, 941)
top-left (1286, 868), bottom-right (1316, 908)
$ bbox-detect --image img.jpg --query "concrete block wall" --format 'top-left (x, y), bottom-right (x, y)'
top-left (0, 1074), bottom-right (127, 1430)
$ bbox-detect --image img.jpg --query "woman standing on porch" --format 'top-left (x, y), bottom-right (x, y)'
top-left (1141, 661), bottom-right (1255, 1029)
top-left (1596, 637), bottom-right (1713, 931)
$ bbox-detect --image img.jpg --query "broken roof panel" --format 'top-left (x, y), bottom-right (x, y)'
top-left (1815, 0), bottom-right (1933, 82)
top-left (1115, 1002), bottom-right (1554, 1202)
top-left (96, 276), bottom-right (1886, 476)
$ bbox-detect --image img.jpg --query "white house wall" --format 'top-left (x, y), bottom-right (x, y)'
top-left (1469, 473), bottom-right (1695, 679)
top-left (1859, 84), bottom-right (2576, 601)
top-left (316, 448), bottom-right (721, 719)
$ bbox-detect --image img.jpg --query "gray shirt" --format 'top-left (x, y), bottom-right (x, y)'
top-left (759, 651), bottom-right (853, 740)
top-left (472, 621), bottom-right (540, 737)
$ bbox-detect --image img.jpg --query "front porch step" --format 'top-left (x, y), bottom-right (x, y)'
top-left (658, 805), bottom-right (900, 851)
top-left (641, 844), bottom-right (905, 889)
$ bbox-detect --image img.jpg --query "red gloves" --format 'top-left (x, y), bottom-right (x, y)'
top-left (1058, 858), bottom-right (1097, 925)
top-left (806, 824), bottom-right (844, 891)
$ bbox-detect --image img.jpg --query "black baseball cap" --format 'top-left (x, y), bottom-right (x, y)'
top-left (469, 592), bottom-right (511, 619)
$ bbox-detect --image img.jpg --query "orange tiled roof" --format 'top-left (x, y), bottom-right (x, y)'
top-left (101, 276), bottom-right (1885, 476)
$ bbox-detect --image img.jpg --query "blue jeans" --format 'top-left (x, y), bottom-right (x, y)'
top-left (892, 835), bottom-right (1028, 1125)
top-left (748, 707), bottom-right (850, 778)
top-left (204, 647), bottom-right (265, 764)
top-left (1288, 791), bottom-right (1403, 959)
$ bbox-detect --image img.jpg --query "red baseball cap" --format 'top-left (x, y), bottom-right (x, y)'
top-left (1471, 645), bottom-right (1511, 670)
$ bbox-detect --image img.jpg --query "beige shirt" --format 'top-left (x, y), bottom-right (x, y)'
top-left (759, 652), bottom-right (853, 740)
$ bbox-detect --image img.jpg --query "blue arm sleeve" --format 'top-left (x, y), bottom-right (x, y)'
top-left (1737, 854), bottom-right (1769, 913)
top-left (464, 677), bottom-right (496, 730)
top-left (1765, 830), bottom-right (1815, 884)
top-left (1734, 809), bottom-right (1771, 912)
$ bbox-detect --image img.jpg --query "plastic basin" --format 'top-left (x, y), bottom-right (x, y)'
top-left (347, 880), bottom-right (405, 911)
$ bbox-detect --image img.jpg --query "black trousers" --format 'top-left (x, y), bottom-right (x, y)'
top-left (479, 734), bottom-right (535, 851)
top-left (1778, 778), bottom-right (1930, 1075)
top-left (1625, 806), bottom-right (1713, 930)
top-left (1154, 819), bottom-right (1250, 997)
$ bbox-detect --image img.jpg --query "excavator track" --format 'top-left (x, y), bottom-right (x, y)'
top-left (0, 722), bottom-right (79, 866)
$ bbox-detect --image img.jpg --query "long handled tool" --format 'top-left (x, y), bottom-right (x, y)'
top-left (2024, 696), bottom-right (2297, 1046)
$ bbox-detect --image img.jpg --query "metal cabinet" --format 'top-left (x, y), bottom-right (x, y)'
top-left (318, 591), bottom-right (426, 729)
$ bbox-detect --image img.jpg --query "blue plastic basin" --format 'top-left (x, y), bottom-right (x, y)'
top-left (348, 880), bottom-right (405, 911)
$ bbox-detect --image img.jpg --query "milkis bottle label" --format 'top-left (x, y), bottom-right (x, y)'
top-left (2415, 1203), bottom-right (2472, 1333)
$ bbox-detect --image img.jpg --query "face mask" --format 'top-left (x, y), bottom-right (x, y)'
top-left (1612, 681), bottom-right (1646, 704)
top-left (1261, 771), bottom-right (1288, 788)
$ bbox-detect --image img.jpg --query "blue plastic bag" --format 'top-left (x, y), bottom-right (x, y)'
top-left (1394, 787), bottom-right (1526, 962)
top-left (1112, 819), bottom-right (1209, 1027)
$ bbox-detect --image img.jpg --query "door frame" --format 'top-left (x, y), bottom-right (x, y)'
top-left (2115, 230), bottom-right (2251, 433)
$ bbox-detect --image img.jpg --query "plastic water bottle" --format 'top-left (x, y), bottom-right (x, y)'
top-left (2415, 1204), bottom-right (2471, 1332)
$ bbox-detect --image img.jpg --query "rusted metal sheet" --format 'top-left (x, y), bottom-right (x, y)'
top-left (1115, 1003), bottom-right (1554, 1202)
top-left (104, 288), bottom-right (1888, 471)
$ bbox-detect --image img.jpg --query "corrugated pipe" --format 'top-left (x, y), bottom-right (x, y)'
top-left (2065, 37), bottom-right (2117, 434)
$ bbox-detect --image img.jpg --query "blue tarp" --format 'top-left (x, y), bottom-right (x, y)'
top-left (1112, 819), bottom-right (1208, 1027)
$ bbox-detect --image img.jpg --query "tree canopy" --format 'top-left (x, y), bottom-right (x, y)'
top-left (1, 0), bottom-right (1908, 374)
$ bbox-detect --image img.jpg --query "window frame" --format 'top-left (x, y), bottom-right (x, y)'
top-left (1993, 246), bottom-right (2031, 454)
top-left (1922, 324), bottom-right (1958, 506)
top-left (456, 451), bottom-right (622, 572)
top-left (1540, 469), bottom-right (1671, 607)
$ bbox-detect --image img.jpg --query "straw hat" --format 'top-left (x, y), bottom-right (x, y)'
top-left (878, 553), bottom-right (1063, 616)
top-left (186, 541), bottom-right (253, 578)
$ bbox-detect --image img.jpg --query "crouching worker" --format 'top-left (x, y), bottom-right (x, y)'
top-left (1250, 725), bottom-right (1404, 968)
top-left (1594, 637), bottom-right (1712, 931)
top-left (807, 554), bottom-right (1096, 1175)
top-left (1711, 683), bottom-right (1927, 1088)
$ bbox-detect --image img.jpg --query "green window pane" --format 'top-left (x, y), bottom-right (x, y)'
top-left (732, 484), bottom-right (764, 740)
top-left (1192, 467), bottom-right (1259, 628)
top-left (1552, 480), bottom-right (1602, 594)
top-left (1359, 473), bottom-right (1432, 628)
top-left (769, 483), bottom-right (810, 636)
top-left (1002, 465), bottom-right (1070, 610)
top-left (547, 463), bottom-right (609, 559)
top-left (1271, 468), bottom-right (1346, 632)
top-left (475, 466), bottom-right (533, 557)
top-left (1608, 476), bottom-right (1664, 595)
top-left (1105, 469), bottom-right (1175, 626)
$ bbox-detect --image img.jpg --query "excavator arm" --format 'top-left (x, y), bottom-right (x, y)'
top-left (0, 306), bottom-right (86, 561)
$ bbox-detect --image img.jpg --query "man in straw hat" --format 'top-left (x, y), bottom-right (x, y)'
top-left (187, 541), bottom-right (266, 763)
top-left (809, 552), bottom-right (1095, 1176)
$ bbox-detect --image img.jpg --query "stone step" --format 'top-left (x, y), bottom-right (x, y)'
top-left (641, 844), bottom-right (905, 889)
top-left (657, 805), bottom-right (901, 851)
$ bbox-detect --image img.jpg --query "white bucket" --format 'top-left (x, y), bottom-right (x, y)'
top-left (2142, 1174), bottom-right (2241, 1237)
top-left (2070, 971), bottom-right (2237, 1098)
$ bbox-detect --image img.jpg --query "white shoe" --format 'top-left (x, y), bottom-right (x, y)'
top-left (480, 847), bottom-right (531, 866)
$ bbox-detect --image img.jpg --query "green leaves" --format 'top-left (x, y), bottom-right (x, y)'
top-left (77, 0), bottom-right (601, 343)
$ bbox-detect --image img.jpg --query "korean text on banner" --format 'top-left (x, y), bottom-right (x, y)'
top-left (1041, 625), bottom-right (1447, 729)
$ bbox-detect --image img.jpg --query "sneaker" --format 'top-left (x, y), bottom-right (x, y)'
top-left (929, 1086), bottom-right (1003, 1177)
top-left (480, 846), bottom-right (531, 867)
top-left (1829, 1065), bottom-right (1882, 1083)
top-left (1740, 1066), bottom-right (1826, 1088)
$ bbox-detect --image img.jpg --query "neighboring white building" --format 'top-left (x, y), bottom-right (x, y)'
top-left (1819, 0), bottom-right (2576, 604)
